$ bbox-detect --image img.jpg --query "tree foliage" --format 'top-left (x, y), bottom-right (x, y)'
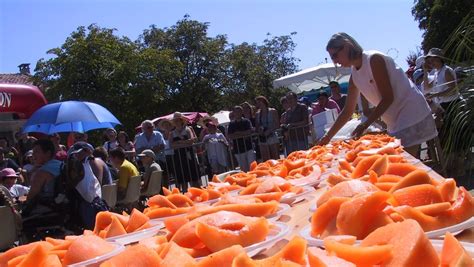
top-left (33, 16), bottom-right (299, 135)
top-left (411, 0), bottom-right (473, 56)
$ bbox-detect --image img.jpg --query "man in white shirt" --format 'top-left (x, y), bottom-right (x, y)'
top-left (134, 120), bottom-right (165, 155)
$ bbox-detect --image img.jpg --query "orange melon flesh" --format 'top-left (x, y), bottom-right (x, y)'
top-left (195, 217), bottom-right (269, 252)
top-left (144, 207), bottom-right (192, 219)
top-left (336, 191), bottom-right (392, 239)
top-left (361, 219), bottom-right (439, 267)
top-left (106, 216), bottom-right (128, 238)
top-left (166, 194), bottom-right (194, 207)
top-left (440, 232), bottom-right (474, 267)
top-left (386, 163), bottom-right (418, 177)
top-left (377, 174), bottom-right (403, 183)
top-left (323, 235), bottom-right (357, 245)
top-left (188, 201), bottom-right (279, 219)
top-left (138, 235), bottom-right (168, 251)
top-left (394, 205), bottom-right (441, 231)
top-left (351, 155), bottom-right (382, 178)
top-left (39, 254), bottom-right (62, 267)
top-left (99, 244), bottom-right (161, 267)
top-left (125, 208), bottom-right (149, 233)
top-left (437, 186), bottom-right (474, 227)
top-left (160, 242), bottom-right (197, 267)
top-left (239, 183), bottom-right (260, 195)
top-left (388, 170), bottom-right (432, 194)
top-left (0, 242), bottom-right (53, 267)
top-left (438, 178), bottom-right (457, 202)
top-left (323, 239), bottom-right (393, 266)
top-left (311, 197), bottom-right (350, 237)
top-left (307, 247), bottom-right (355, 267)
top-left (17, 242), bottom-right (49, 267)
top-left (147, 194), bottom-right (178, 208)
top-left (414, 202), bottom-right (452, 216)
top-left (316, 180), bottom-right (379, 207)
top-left (195, 245), bottom-right (244, 267)
top-left (206, 189), bottom-right (222, 200)
top-left (367, 154), bottom-right (389, 176)
top-left (63, 235), bottom-right (115, 265)
top-left (392, 184), bottom-right (443, 207)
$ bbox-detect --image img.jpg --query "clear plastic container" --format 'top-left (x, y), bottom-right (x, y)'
top-left (299, 224), bottom-right (361, 247)
top-left (426, 217), bottom-right (474, 239)
top-left (266, 204), bottom-right (290, 221)
top-left (68, 242), bottom-right (125, 267)
top-left (106, 220), bottom-right (165, 245)
top-left (280, 186), bottom-right (316, 205)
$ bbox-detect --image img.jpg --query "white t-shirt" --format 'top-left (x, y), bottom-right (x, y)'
top-left (351, 50), bottom-right (431, 133)
top-left (75, 158), bottom-right (102, 203)
top-left (431, 65), bottom-right (459, 103)
top-left (9, 184), bottom-right (29, 198)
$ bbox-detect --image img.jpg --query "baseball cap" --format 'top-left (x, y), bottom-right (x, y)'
top-left (69, 141), bottom-right (94, 155)
top-left (137, 149), bottom-right (156, 160)
top-left (1, 168), bottom-right (19, 178)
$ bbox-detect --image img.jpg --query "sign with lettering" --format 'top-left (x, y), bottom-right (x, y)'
top-left (0, 92), bottom-right (12, 108)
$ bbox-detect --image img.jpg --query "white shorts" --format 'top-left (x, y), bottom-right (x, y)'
top-left (389, 114), bottom-right (438, 147)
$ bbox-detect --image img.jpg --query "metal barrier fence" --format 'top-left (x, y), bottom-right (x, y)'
top-left (154, 124), bottom-right (312, 192)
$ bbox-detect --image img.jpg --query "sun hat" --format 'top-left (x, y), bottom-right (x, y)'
top-left (1, 168), bottom-right (19, 178)
top-left (413, 69), bottom-right (424, 82)
top-left (137, 149), bottom-right (156, 160)
top-left (171, 112), bottom-right (189, 125)
top-left (425, 48), bottom-right (444, 59)
top-left (198, 115), bottom-right (218, 128)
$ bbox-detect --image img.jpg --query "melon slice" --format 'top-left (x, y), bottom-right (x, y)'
top-left (440, 232), bottom-right (473, 267)
top-left (316, 180), bottom-right (379, 207)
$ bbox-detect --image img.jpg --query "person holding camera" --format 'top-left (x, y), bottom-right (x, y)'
top-left (255, 96), bottom-right (280, 161)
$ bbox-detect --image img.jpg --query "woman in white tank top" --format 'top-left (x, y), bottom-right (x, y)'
top-left (319, 32), bottom-right (437, 157)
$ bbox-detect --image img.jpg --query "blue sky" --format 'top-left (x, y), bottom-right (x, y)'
top-left (0, 0), bottom-right (423, 74)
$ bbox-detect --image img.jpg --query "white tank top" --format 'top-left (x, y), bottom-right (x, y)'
top-left (432, 65), bottom-right (459, 103)
top-left (351, 51), bottom-right (431, 132)
top-left (76, 158), bottom-right (102, 203)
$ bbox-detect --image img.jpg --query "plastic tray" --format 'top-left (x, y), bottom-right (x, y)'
top-left (280, 186), bottom-right (316, 205)
top-left (106, 220), bottom-right (165, 245)
top-left (426, 217), bottom-right (474, 239)
top-left (68, 242), bottom-right (125, 267)
top-left (266, 203), bottom-right (290, 221)
top-left (196, 221), bottom-right (290, 261)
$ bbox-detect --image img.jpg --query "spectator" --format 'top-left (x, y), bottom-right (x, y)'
top-left (137, 149), bottom-right (162, 193)
top-left (109, 148), bottom-right (139, 199)
top-left (170, 112), bottom-right (200, 191)
top-left (412, 69), bottom-right (424, 92)
top-left (202, 122), bottom-right (229, 174)
top-left (69, 142), bottom-right (109, 229)
top-left (92, 147), bottom-right (118, 182)
top-left (134, 120), bottom-right (165, 155)
top-left (24, 139), bottom-right (62, 215)
top-left (311, 91), bottom-right (341, 115)
top-left (329, 81), bottom-right (348, 110)
top-left (282, 92), bottom-right (310, 154)
top-left (424, 48), bottom-right (459, 111)
top-left (320, 32), bottom-right (437, 157)
top-left (0, 137), bottom-right (19, 163)
top-left (241, 102), bottom-right (256, 128)
top-left (0, 148), bottom-right (19, 171)
top-left (198, 116), bottom-right (221, 141)
top-left (255, 96), bottom-right (280, 161)
top-left (103, 128), bottom-right (119, 153)
top-left (157, 118), bottom-right (175, 189)
top-left (117, 131), bottom-right (135, 162)
top-left (227, 106), bottom-right (255, 172)
top-left (280, 96), bottom-right (290, 124)
top-left (49, 133), bottom-right (67, 161)
top-left (15, 132), bottom-right (37, 166)
top-left (1, 168), bottom-right (29, 199)
top-left (298, 96), bottom-right (313, 114)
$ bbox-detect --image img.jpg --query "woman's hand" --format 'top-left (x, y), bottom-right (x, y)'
top-left (352, 122), bottom-right (368, 138)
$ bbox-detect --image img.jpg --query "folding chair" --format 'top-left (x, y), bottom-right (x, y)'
top-left (101, 183), bottom-right (118, 209)
top-left (0, 206), bottom-right (18, 250)
top-left (117, 175), bottom-right (141, 212)
top-left (141, 170), bottom-right (163, 198)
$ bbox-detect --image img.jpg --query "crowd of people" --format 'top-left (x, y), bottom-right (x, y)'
top-left (0, 33), bottom-right (463, 238)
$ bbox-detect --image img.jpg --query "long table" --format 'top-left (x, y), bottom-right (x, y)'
top-left (256, 151), bottom-right (473, 257)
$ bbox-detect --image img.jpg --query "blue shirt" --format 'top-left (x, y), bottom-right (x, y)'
top-left (134, 131), bottom-right (165, 153)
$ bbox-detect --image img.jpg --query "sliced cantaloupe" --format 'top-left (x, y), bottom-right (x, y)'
top-left (385, 163), bottom-right (418, 177)
top-left (147, 194), bottom-right (178, 209)
top-left (311, 197), bottom-right (350, 237)
top-left (414, 202), bottom-right (452, 216)
top-left (392, 184), bottom-right (443, 207)
top-left (367, 154), bottom-right (389, 176)
top-left (323, 238), bottom-right (392, 266)
top-left (144, 207), bottom-right (192, 219)
top-left (39, 254), bottom-right (62, 267)
top-left (361, 219), bottom-right (439, 267)
top-left (0, 242), bottom-right (53, 267)
top-left (393, 205), bottom-right (441, 231)
top-left (440, 232), bottom-right (474, 267)
top-left (238, 183), bottom-right (260, 195)
top-left (388, 170), bottom-right (432, 194)
top-left (247, 192), bottom-right (285, 202)
top-left (105, 216), bottom-right (128, 238)
top-left (16, 242), bottom-right (50, 267)
top-left (206, 188), bottom-right (222, 200)
top-left (195, 245), bottom-right (244, 267)
top-left (160, 242), bottom-right (197, 267)
top-left (351, 155), bottom-right (382, 178)
top-left (336, 191), bottom-right (392, 239)
top-left (138, 235), bottom-right (168, 251)
top-left (375, 182), bottom-right (396, 191)
top-left (188, 201), bottom-right (279, 220)
top-left (323, 235), bottom-right (357, 245)
top-left (437, 186), bottom-right (474, 227)
top-left (50, 239), bottom-right (72, 251)
top-left (125, 209), bottom-right (149, 233)
top-left (100, 244), bottom-right (161, 267)
top-left (437, 178), bottom-right (457, 202)
top-left (195, 217), bottom-right (269, 252)
top-left (307, 247), bottom-right (355, 267)
top-left (166, 194), bottom-right (194, 208)
top-left (63, 235), bottom-right (115, 265)
top-left (316, 180), bottom-right (379, 207)
top-left (377, 174), bottom-right (403, 183)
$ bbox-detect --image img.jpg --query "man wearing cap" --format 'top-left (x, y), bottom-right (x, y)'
top-left (423, 48), bottom-right (459, 111)
top-left (311, 91), bottom-right (341, 116)
top-left (109, 148), bottom-right (139, 199)
top-left (137, 149), bottom-right (162, 193)
top-left (1, 168), bottom-right (29, 198)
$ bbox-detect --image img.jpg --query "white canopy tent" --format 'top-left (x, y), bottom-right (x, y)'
top-left (212, 110), bottom-right (231, 126)
top-left (272, 63), bottom-right (352, 93)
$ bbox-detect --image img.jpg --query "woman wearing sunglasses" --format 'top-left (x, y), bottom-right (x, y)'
top-left (319, 32), bottom-right (437, 157)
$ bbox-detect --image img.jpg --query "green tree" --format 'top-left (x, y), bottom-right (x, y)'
top-left (412, 0), bottom-right (473, 56)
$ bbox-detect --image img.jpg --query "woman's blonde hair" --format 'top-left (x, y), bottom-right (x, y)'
top-left (326, 32), bottom-right (363, 60)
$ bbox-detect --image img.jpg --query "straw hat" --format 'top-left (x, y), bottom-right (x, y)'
top-left (425, 48), bottom-right (444, 59)
top-left (157, 118), bottom-right (173, 130)
top-left (171, 112), bottom-right (189, 126)
top-left (197, 115), bottom-right (219, 128)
